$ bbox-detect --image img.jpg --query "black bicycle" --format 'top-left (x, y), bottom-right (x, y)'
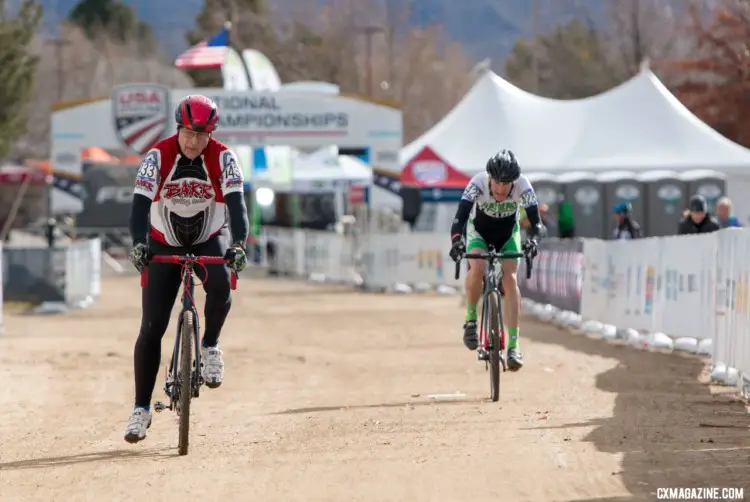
top-left (140, 254), bottom-right (238, 456)
top-left (455, 246), bottom-right (533, 402)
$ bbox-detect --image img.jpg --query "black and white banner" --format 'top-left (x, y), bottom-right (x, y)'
top-left (77, 162), bottom-right (138, 228)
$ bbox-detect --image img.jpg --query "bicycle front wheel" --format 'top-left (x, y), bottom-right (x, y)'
top-left (178, 310), bottom-right (194, 456)
top-left (486, 290), bottom-right (501, 402)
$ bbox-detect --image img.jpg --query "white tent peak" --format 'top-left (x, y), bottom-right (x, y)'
top-left (402, 69), bottom-right (750, 173)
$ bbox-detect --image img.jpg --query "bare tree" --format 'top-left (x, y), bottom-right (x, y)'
top-left (271, 0), bottom-right (473, 142)
top-left (602, 0), bottom-right (695, 80)
top-left (15, 23), bottom-right (193, 158)
top-left (657, 0), bottom-right (750, 146)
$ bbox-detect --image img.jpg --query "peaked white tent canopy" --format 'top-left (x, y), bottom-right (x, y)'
top-left (287, 146), bottom-right (371, 192)
top-left (401, 69), bottom-right (750, 173)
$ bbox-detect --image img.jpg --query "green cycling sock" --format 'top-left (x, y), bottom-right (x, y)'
top-left (466, 303), bottom-right (477, 321)
top-left (508, 327), bottom-right (520, 349)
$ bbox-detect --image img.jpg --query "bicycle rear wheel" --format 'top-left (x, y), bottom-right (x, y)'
top-left (178, 310), bottom-right (194, 456)
top-left (486, 290), bottom-right (501, 402)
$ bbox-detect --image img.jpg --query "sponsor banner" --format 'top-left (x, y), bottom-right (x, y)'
top-left (519, 238), bottom-right (584, 313)
top-left (580, 234), bottom-right (715, 337)
top-left (241, 49), bottom-right (282, 92)
top-left (77, 163), bottom-right (138, 228)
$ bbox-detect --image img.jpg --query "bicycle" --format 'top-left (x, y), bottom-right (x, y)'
top-left (139, 254), bottom-right (238, 456)
top-left (454, 246), bottom-right (533, 402)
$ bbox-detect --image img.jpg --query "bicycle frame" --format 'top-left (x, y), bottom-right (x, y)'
top-left (454, 247), bottom-right (534, 401)
top-left (140, 254), bottom-right (237, 405)
top-left (479, 253), bottom-right (505, 354)
top-left (463, 251), bottom-right (530, 351)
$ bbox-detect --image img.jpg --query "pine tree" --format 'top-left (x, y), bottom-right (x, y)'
top-left (68, 0), bottom-right (157, 50)
top-left (0, 0), bottom-right (43, 158)
top-left (505, 18), bottom-right (620, 99)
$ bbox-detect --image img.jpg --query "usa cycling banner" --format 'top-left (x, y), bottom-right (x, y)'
top-left (519, 238), bottom-right (584, 313)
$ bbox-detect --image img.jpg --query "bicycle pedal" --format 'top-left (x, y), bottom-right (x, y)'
top-left (153, 401), bottom-right (166, 413)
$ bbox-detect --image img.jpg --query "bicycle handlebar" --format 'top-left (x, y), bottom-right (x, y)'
top-left (140, 254), bottom-right (238, 290)
top-left (454, 251), bottom-right (534, 281)
top-left (149, 255), bottom-right (229, 265)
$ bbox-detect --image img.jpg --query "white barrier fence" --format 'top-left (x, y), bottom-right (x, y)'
top-left (64, 238), bottom-right (102, 308)
top-left (262, 226), bottom-right (750, 396)
top-left (262, 227), bottom-right (461, 293)
top-left (576, 229), bottom-right (750, 392)
top-left (1, 238), bottom-right (102, 318)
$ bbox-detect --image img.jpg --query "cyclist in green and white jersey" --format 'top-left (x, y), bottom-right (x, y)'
top-left (448, 150), bottom-right (545, 371)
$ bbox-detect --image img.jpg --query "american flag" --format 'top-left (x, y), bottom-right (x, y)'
top-left (174, 26), bottom-right (230, 69)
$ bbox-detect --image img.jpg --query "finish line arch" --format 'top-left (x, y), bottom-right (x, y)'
top-left (50, 84), bottom-right (403, 213)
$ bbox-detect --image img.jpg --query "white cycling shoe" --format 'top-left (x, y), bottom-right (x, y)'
top-left (201, 345), bottom-right (224, 389)
top-left (124, 407), bottom-right (152, 443)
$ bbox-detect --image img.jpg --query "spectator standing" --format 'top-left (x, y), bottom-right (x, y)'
top-left (678, 195), bottom-right (721, 235)
top-left (611, 202), bottom-right (642, 240)
top-left (715, 196), bottom-right (742, 228)
top-left (558, 201), bottom-right (575, 238)
top-left (520, 203), bottom-right (558, 238)
top-left (538, 203), bottom-right (558, 237)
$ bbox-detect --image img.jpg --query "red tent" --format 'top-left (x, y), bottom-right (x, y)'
top-left (400, 146), bottom-right (470, 188)
top-left (0, 165), bottom-right (49, 185)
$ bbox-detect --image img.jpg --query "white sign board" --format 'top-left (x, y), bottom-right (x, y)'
top-left (50, 84), bottom-right (402, 213)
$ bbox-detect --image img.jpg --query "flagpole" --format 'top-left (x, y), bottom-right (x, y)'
top-left (224, 16), bottom-right (254, 89)
top-left (221, 14), bottom-right (260, 247)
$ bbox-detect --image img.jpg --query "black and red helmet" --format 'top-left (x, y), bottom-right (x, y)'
top-left (175, 95), bottom-right (219, 133)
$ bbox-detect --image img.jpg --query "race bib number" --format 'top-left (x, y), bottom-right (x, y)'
top-left (134, 149), bottom-right (160, 199)
top-left (462, 181), bottom-right (482, 202)
top-left (519, 189), bottom-right (538, 208)
top-left (220, 150), bottom-right (244, 194)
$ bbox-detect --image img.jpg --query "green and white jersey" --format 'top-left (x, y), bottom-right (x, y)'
top-left (461, 172), bottom-right (537, 234)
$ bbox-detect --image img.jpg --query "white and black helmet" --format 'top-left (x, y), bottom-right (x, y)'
top-left (486, 149), bottom-right (520, 182)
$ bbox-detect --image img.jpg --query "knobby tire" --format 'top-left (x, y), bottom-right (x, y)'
top-left (487, 290), bottom-right (501, 402)
top-left (178, 310), bottom-right (194, 456)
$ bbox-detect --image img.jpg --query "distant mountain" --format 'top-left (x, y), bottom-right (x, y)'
top-left (34, 0), bottom-right (682, 65)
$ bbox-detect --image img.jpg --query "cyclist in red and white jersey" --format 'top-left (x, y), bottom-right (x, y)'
top-left (124, 95), bottom-right (249, 443)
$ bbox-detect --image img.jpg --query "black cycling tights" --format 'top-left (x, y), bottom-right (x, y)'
top-left (134, 236), bottom-right (232, 407)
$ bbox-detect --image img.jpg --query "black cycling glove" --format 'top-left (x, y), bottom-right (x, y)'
top-left (522, 238), bottom-right (538, 259)
top-left (224, 243), bottom-right (248, 273)
top-left (129, 242), bottom-right (149, 273)
top-left (449, 235), bottom-right (465, 263)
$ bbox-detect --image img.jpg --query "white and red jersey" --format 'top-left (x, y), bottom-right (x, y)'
top-left (133, 135), bottom-right (245, 247)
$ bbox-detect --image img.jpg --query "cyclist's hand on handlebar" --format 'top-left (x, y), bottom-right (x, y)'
top-left (129, 242), bottom-right (149, 273)
top-left (522, 238), bottom-right (538, 259)
top-left (449, 235), bottom-right (465, 263)
top-left (224, 243), bottom-right (247, 273)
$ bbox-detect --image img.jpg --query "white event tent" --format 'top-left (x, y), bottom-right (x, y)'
top-left (400, 68), bottom-right (750, 174)
top-left (289, 146), bottom-right (372, 192)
